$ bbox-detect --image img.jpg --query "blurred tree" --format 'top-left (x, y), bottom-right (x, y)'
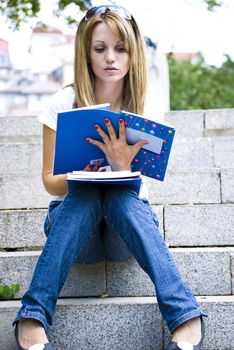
top-left (168, 54), bottom-right (234, 110)
top-left (203, 0), bottom-right (223, 11)
top-left (0, 0), bottom-right (91, 29)
top-left (0, 0), bottom-right (226, 30)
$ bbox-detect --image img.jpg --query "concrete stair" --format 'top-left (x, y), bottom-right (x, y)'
top-left (0, 109), bottom-right (234, 349)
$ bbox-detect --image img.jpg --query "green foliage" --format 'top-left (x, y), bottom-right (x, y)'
top-left (0, 283), bottom-right (20, 300)
top-left (0, 0), bottom-right (225, 30)
top-left (0, 0), bottom-right (41, 29)
top-left (168, 54), bottom-right (234, 110)
top-left (204, 0), bottom-right (223, 11)
top-left (0, 0), bottom-right (91, 30)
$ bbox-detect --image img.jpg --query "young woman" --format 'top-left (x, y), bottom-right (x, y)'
top-left (13, 5), bottom-right (206, 350)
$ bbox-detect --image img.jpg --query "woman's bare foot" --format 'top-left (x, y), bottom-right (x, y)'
top-left (17, 318), bottom-right (48, 349)
top-left (172, 316), bottom-right (202, 345)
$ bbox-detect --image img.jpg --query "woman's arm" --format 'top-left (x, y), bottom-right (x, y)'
top-left (42, 125), bottom-right (68, 196)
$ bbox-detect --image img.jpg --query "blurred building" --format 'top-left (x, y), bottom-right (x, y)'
top-left (0, 25), bottom-right (74, 116)
top-left (0, 38), bottom-right (13, 88)
top-left (144, 37), bottom-right (170, 121)
top-left (0, 25), bottom-right (170, 119)
top-left (168, 52), bottom-right (202, 63)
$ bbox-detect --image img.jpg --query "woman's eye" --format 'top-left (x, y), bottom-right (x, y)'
top-left (116, 47), bottom-right (126, 52)
top-left (94, 48), bottom-right (105, 53)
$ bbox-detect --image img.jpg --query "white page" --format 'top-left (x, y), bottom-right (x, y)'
top-left (126, 128), bottom-right (163, 154)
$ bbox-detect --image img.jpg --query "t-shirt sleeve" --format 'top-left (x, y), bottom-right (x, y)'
top-left (37, 87), bottom-right (75, 130)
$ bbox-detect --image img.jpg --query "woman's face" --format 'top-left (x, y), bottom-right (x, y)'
top-left (89, 22), bottom-right (130, 85)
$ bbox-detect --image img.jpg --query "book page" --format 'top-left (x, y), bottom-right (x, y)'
top-left (126, 127), bottom-right (163, 154)
top-left (68, 170), bottom-right (141, 179)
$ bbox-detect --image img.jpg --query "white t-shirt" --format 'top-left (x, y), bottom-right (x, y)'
top-left (38, 86), bottom-right (149, 201)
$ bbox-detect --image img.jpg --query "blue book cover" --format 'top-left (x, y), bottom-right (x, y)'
top-left (67, 177), bottom-right (142, 193)
top-left (121, 111), bottom-right (175, 181)
top-left (53, 106), bottom-right (175, 182)
top-left (53, 108), bottom-right (120, 175)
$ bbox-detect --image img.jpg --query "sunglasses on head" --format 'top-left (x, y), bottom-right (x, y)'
top-left (84, 5), bottom-right (133, 21)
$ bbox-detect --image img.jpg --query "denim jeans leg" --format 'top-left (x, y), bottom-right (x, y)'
top-left (103, 186), bottom-right (207, 333)
top-left (13, 184), bottom-right (103, 332)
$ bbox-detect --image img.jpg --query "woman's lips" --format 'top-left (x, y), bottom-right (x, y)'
top-left (104, 67), bottom-right (117, 71)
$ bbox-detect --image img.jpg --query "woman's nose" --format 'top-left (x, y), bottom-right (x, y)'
top-left (105, 49), bottom-right (115, 63)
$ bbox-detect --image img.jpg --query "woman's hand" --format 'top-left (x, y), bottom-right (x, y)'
top-left (83, 163), bottom-right (102, 171)
top-left (86, 118), bottom-right (148, 171)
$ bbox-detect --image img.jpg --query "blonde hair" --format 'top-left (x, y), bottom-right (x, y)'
top-left (73, 10), bottom-right (147, 115)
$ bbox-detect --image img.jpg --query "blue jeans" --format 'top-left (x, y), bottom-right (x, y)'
top-left (13, 184), bottom-right (206, 334)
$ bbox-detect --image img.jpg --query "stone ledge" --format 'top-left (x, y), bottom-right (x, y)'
top-left (164, 110), bottom-right (205, 138)
top-left (0, 297), bottom-right (163, 350)
top-left (0, 251), bottom-right (106, 298)
top-left (106, 248), bottom-right (233, 297)
top-left (0, 143), bottom-right (42, 175)
top-left (1, 204), bottom-right (233, 249)
top-left (1, 248), bottom-right (233, 298)
top-left (205, 108), bottom-right (234, 131)
top-left (164, 204), bottom-right (234, 246)
top-left (0, 209), bottom-right (47, 249)
top-left (163, 296), bottom-right (234, 350)
top-left (1, 136), bottom-right (233, 175)
top-left (0, 296), bottom-right (233, 350)
top-left (221, 168), bottom-right (234, 203)
top-left (0, 116), bottom-right (41, 138)
top-left (0, 168), bottom-right (222, 209)
top-left (148, 168), bottom-right (221, 205)
top-left (0, 174), bottom-right (51, 209)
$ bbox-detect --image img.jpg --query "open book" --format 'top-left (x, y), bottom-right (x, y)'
top-left (67, 170), bottom-right (142, 193)
top-left (53, 103), bottom-right (175, 188)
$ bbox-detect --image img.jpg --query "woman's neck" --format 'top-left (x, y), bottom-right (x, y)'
top-left (94, 81), bottom-right (123, 112)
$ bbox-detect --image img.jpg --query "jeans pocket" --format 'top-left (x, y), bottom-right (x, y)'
top-left (43, 200), bottom-right (63, 237)
top-left (141, 198), bottom-right (159, 227)
top-left (44, 215), bottom-right (50, 237)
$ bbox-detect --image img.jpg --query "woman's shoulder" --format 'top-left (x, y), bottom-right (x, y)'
top-left (50, 85), bottom-right (75, 105)
top-left (38, 85), bottom-right (75, 130)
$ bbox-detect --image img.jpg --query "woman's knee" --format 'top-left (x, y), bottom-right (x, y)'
top-left (65, 184), bottom-right (103, 211)
top-left (103, 186), bottom-right (137, 212)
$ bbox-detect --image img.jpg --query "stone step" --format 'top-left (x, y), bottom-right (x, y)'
top-left (221, 168), bottom-right (234, 204)
top-left (0, 209), bottom-right (47, 249)
top-left (205, 108), bottom-right (234, 136)
top-left (169, 136), bottom-right (234, 170)
top-left (0, 296), bottom-right (233, 349)
top-left (2, 168), bottom-right (231, 209)
top-left (148, 168), bottom-right (222, 205)
top-left (1, 108), bottom-right (234, 144)
top-left (1, 204), bottom-right (233, 249)
top-left (0, 142), bottom-right (42, 175)
top-left (164, 204), bottom-right (234, 247)
top-left (1, 136), bottom-right (234, 175)
top-left (0, 116), bottom-right (42, 142)
top-left (165, 108), bottom-right (234, 138)
top-left (163, 296), bottom-right (234, 350)
top-left (1, 248), bottom-right (233, 298)
top-left (0, 173), bottom-right (51, 209)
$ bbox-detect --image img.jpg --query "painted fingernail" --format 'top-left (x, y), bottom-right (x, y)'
top-left (88, 164), bottom-right (95, 169)
top-left (94, 125), bottom-right (99, 130)
top-left (86, 138), bottom-right (91, 142)
top-left (105, 118), bottom-right (110, 124)
top-left (119, 119), bottom-right (124, 124)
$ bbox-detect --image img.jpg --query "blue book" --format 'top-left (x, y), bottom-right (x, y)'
top-left (53, 105), bottom-right (175, 182)
top-left (66, 170), bottom-right (142, 193)
top-left (121, 111), bottom-right (175, 181)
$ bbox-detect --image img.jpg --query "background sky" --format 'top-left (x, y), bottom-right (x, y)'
top-left (1, 0), bottom-right (234, 69)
